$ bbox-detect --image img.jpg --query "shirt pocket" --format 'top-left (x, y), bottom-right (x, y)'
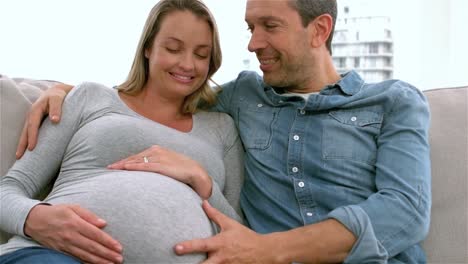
top-left (322, 110), bottom-right (383, 165)
top-left (238, 102), bottom-right (278, 150)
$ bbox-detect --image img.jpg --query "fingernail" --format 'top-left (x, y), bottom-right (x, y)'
top-left (15, 152), bottom-right (19, 159)
top-left (116, 244), bottom-right (123, 252)
top-left (116, 255), bottom-right (123, 262)
top-left (51, 115), bottom-right (59, 121)
top-left (115, 245), bottom-right (123, 252)
top-left (175, 245), bottom-right (184, 252)
top-left (97, 218), bottom-right (106, 225)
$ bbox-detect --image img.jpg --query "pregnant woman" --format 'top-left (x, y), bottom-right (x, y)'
top-left (0, 0), bottom-right (243, 263)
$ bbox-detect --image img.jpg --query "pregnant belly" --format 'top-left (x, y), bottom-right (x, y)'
top-left (45, 171), bottom-right (213, 263)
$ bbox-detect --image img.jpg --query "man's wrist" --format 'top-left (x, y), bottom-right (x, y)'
top-left (261, 219), bottom-right (356, 264)
top-left (262, 232), bottom-right (296, 264)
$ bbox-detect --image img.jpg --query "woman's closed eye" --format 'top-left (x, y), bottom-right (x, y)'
top-left (195, 53), bottom-right (209, 59)
top-left (166, 47), bottom-right (180, 53)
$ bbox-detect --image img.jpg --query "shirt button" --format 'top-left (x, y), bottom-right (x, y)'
top-left (257, 104), bottom-right (263, 108)
top-left (298, 181), bottom-right (305, 187)
top-left (293, 135), bottom-right (300, 141)
top-left (306, 212), bottom-right (313, 217)
top-left (351, 116), bottom-right (357, 122)
top-left (299, 109), bottom-right (306, 115)
top-left (292, 167), bottom-right (299, 173)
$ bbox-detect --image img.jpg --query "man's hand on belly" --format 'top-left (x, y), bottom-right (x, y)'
top-left (25, 204), bottom-right (124, 264)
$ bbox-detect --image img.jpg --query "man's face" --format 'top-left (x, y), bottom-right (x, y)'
top-left (245, 0), bottom-right (313, 89)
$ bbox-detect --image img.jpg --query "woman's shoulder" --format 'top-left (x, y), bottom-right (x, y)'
top-left (195, 111), bottom-right (239, 150)
top-left (72, 82), bottom-right (115, 96)
top-left (67, 82), bottom-right (118, 104)
top-left (62, 82), bottom-right (122, 118)
top-left (195, 111), bottom-right (236, 130)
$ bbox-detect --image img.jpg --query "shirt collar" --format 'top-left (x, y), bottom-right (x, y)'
top-left (262, 70), bottom-right (365, 96)
top-left (334, 70), bottom-right (365, 96)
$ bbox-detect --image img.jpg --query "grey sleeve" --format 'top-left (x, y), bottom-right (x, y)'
top-left (208, 117), bottom-right (245, 224)
top-left (0, 84), bottom-right (88, 237)
top-left (220, 136), bottom-right (244, 220)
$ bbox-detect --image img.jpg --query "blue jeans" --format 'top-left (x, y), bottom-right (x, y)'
top-left (0, 247), bottom-right (80, 264)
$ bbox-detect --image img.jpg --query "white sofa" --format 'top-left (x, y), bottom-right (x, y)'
top-left (1, 75), bottom-right (467, 263)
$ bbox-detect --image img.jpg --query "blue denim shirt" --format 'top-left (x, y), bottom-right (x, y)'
top-left (215, 71), bottom-right (431, 263)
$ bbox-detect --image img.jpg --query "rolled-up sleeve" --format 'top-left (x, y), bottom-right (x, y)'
top-left (329, 82), bottom-right (431, 262)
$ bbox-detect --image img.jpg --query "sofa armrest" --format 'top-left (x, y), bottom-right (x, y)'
top-left (422, 86), bottom-right (468, 263)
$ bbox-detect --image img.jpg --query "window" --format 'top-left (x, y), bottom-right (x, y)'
top-left (334, 31), bottom-right (347, 42)
top-left (354, 57), bottom-right (360, 68)
top-left (385, 57), bottom-right (392, 67)
top-left (243, 59), bottom-right (250, 69)
top-left (339, 58), bottom-right (346, 68)
top-left (369, 44), bottom-right (379, 54)
top-left (385, 29), bottom-right (392, 39)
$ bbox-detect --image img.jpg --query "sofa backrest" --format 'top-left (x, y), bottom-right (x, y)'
top-left (422, 86), bottom-right (468, 263)
top-left (1, 77), bottom-right (468, 262)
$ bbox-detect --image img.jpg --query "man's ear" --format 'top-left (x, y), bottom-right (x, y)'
top-left (308, 14), bottom-right (333, 48)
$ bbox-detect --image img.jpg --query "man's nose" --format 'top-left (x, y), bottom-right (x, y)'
top-left (247, 30), bottom-right (267, 52)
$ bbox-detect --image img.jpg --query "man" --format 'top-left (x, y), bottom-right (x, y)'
top-left (16, 0), bottom-right (431, 263)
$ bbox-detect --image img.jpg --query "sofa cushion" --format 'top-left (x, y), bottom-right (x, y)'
top-left (422, 86), bottom-right (468, 263)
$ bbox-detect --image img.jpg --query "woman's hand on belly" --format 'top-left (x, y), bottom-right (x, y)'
top-left (108, 145), bottom-right (213, 199)
top-left (24, 204), bottom-right (124, 264)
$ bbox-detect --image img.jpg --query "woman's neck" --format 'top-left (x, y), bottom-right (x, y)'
top-left (119, 89), bottom-right (193, 132)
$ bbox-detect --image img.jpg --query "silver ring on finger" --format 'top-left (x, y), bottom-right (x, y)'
top-left (143, 156), bottom-right (149, 163)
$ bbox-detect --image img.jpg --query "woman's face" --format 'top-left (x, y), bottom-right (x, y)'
top-left (145, 10), bottom-right (212, 99)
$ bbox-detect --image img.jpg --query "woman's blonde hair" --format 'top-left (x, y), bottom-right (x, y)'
top-left (118, 0), bottom-right (222, 113)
